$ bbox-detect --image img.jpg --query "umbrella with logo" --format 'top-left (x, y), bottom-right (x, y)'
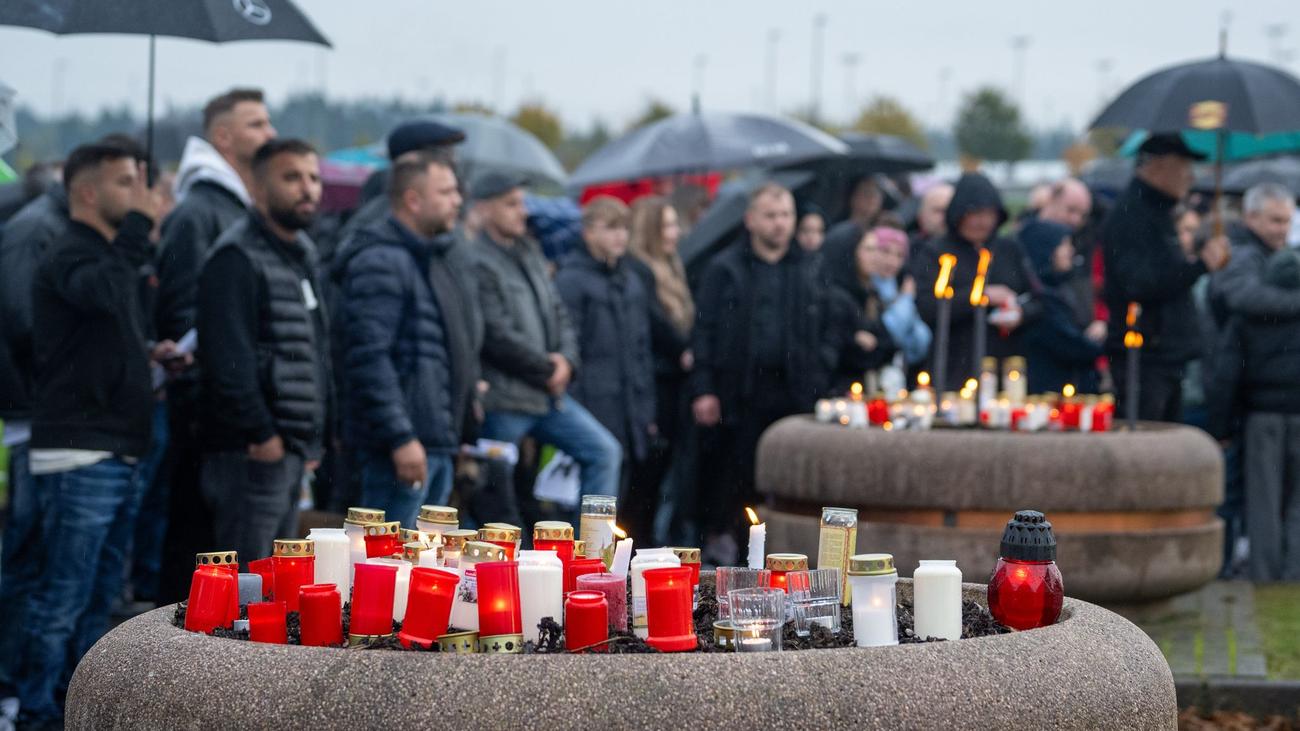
top-left (0, 0), bottom-right (331, 178)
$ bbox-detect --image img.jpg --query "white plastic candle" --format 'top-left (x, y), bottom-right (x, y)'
top-left (417, 549), bottom-right (441, 569)
top-left (307, 528), bottom-right (351, 597)
top-left (746, 508), bottom-right (766, 570)
top-left (913, 559), bottom-right (962, 641)
top-left (848, 553), bottom-right (899, 648)
top-left (815, 399), bottom-right (833, 423)
top-left (367, 557), bottom-right (412, 622)
top-left (517, 550), bottom-right (564, 635)
top-left (629, 548), bottom-right (681, 638)
top-left (343, 508), bottom-right (384, 581)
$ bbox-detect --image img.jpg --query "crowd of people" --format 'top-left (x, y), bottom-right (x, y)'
top-left (0, 87), bottom-right (1298, 725)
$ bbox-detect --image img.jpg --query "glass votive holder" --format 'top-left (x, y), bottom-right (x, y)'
top-left (787, 568), bottom-right (843, 637)
top-left (714, 567), bottom-right (771, 622)
top-left (727, 587), bottom-right (785, 652)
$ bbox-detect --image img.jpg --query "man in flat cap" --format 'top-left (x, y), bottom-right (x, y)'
top-left (469, 172), bottom-right (622, 525)
top-left (1102, 133), bottom-right (1230, 422)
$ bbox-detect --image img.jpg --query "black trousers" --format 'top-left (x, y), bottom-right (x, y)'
top-left (155, 392), bottom-right (215, 605)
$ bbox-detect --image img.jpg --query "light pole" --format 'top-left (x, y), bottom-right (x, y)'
top-left (765, 29), bottom-right (780, 112)
top-left (1009, 35), bottom-right (1030, 111)
top-left (1093, 58), bottom-right (1113, 110)
top-left (692, 53), bottom-right (709, 112)
top-left (842, 52), bottom-right (861, 124)
top-left (810, 13), bottom-right (828, 124)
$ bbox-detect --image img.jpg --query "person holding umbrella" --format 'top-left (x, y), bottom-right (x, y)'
top-left (1102, 134), bottom-right (1230, 423)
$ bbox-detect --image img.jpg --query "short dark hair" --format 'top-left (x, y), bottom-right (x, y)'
top-left (251, 138), bottom-right (317, 177)
top-left (202, 88), bottom-right (265, 132)
top-left (748, 181), bottom-right (792, 209)
top-left (581, 195), bottom-right (630, 229)
top-left (63, 141), bottom-right (139, 189)
top-left (387, 151), bottom-right (454, 206)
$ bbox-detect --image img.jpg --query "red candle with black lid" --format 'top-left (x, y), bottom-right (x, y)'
top-left (988, 510), bottom-right (1064, 631)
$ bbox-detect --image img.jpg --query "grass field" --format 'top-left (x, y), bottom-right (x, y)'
top-left (1254, 583), bottom-right (1300, 680)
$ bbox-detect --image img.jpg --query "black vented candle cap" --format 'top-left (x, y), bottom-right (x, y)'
top-left (999, 510), bottom-right (1057, 561)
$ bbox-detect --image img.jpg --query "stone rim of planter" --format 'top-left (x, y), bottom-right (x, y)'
top-left (67, 579), bottom-right (1176, 730)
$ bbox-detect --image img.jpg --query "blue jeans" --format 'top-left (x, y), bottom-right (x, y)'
top-left (482, 395), bottom-right (622, 520)
top-left (130, 400), bottom-right (172, 601)
top-left (18, 457), bottom-right (144, 722)
top-left (357, 449), bottom-right (455, 529)
top-left (0, 443), bottom-right (48, 698)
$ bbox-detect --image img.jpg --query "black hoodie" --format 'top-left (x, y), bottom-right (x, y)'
top-left (909, 173), bottom-right (1040, 392)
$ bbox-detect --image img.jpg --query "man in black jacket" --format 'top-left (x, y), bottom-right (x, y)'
top-left (15, 141), bottom-right (168, 726)
top-left (155, 88), bottom-right (277, 602)
top-left (1102, 134), bottom-right (1229, 422)
top-left (689, 182), bottom-right (851, 564)
top-left (555, 197), bottom-right (655, 536)
top-left (197, 139), bottom-right (330, 566)
top-left (334, 151), bottom-right (481, 528)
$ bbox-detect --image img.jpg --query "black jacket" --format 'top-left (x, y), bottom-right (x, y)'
top-left (31, 213), bottom-right (156, 457)
top-left (155, 180), bottom-right (248, 343)
top-left (555, 246), bottom-right (656, 460)
top-left (625, 256), bottom-right (691, 380)
top-left (1208, 222), bottom-right (1300, 327)
top-left (821, 233), bottom-right (899, 391)
top-left (1102, 177), bottom-right (1207, 365)
top-left (198, 214), bottom-right (332, 459)
top-left (689, 236), bottom-right (852, 411)
top-left (910, 173), bottom-right (1040, 392)
top-left (333, 217), bottom-right (482, 456)
top-left (0, 185), bottom-right (69, 420)
top-left (1206, 312), bottom-right (1300, 437)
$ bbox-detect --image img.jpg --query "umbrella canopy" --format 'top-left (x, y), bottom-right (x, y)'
top-left (0, 0), bottom-right (329, 44)
top-left (0, 82), bottom-right (16, 156)
top-left (777, 132), bottom-right (934, 222)
top-left (1119, 128), bottom-right (1300, 163)
top-left (679, 169), bottom-right (817, 272)
top-left (568, 112), bottom-right (847, 191)
top-left (1188, 156), bottom-right (1300, 197)
top-left (1090, 54), bottom-right (1300, 135)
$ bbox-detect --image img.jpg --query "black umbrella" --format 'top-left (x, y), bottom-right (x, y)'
top-left (777, 132), bottom-right (934, 222)
top-left (1, 0), bottom-right (331, 178)
top-left (568, 111), bottom-right (847, 192)
top-left (1194, 156), bottom-right (1300, 197)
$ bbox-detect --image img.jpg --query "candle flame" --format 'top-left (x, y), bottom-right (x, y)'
top-left (969, 248), bottom-right (992, 306)
top-left (882, 421), bottom-right (894, 431)
top-left (917, 371), bottom-right (931, 388)
top-left (611, 525), bottom-right (628, 540)
top-left (1063, 384), bottom-right (1076, 398)
top-left (1125, 302), bottom-right (1141, 328)
top-left (1007, 370), bottom-right (1021, 382)
top-left (745, 507), bottom-right (760, 526)
top-left (850, 382), bottom-right (863, 398)
top-left (964, 378), bottom-right (978, 391)
top-left (934, 254), bottom-right (958, 298)
top-left (1124, 331), bottom-right (1144, 349)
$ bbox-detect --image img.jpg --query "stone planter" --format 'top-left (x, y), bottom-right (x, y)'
top-left (66, 580), bottom-right (1176, 730)
top-left (756, 417), bottom-right (1224, 604)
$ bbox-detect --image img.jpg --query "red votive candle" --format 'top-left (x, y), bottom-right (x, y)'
top-left (184, 566), bottom-right (235, 633)
top-left (534, 521), bottom-right (574, 589)
top-left (478, 526), bottom-right (519, 561)
top-left (195, 551), bottom-right (240, 626)
top-left (988, 510), bottom-right (1065, 631)
top-left (248, 557), bottom-right (275, 600)
top-left (576, 572), bottom-right (627, 632)
top-left (365, 521), bottom-right (403, 559)
top-left (867, 395), bottom-right (890, 425)
top-left (398, 567), bottom-right (460, 649)
top-left (565, 591), bottom-right (609, 653)
top-left (1092, 396), bottom-right (1115, 432)
top-left (350, 562), bottom-right (398, 643)
top-left (1060, 399), bottom-right (1082, 431)
top-left (642, 566), bottom-right (696, 652)
top-left (271, 539), bottom-right (315, 613)
top-left (671, 548), bottom-right (701, 595)
top-left (298, 584), bottom-right (343, 647)
top-left (247, 601), bottom-right (287, 644)
top-left (566, 557), bottom-right (607, 594)
top-left (765, 553), bottom-right (808, 593)
top-left (475, 560), bottom-right (523, 653)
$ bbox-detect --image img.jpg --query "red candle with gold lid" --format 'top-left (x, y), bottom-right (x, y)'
top-left (398, 568), bottom-right (459, 649)
top-left (765, 553), bottom-right (808, 593)
top-left (364, 521), bottom-right (403, 559)
top-left (271, 539), bottom-right (315, 612)
top-left (195, 550), bottom-right (239, 626)
top-left (475, 560), bottom-right (523, 653)
top-left (183, 565), bottom-right (235, 633)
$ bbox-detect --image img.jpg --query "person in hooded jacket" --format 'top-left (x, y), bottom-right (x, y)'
top-left (555, 197), bottom-right (656, 538)
top-left (1019, 220), bottom-right (1103, 394)
top-left (153, 88), bottom-right (277, 603)
top-left (333, 151), bottom-right (481, 528)
top-left (911, 172), bottom-right (1039, 393)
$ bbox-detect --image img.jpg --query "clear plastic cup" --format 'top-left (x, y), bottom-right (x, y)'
top-left (715, 567), bottom-right (772, 622)
top-left (727, 586), bottom-right (785, 652)
top-left (787, 568), bottom-right (842, 637)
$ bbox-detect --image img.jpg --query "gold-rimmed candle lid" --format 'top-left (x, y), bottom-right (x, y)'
top-left (765, 553), bottom-right (808, 572)
top-left (195, 550), bottom-right (239, 568)
top-left (345, 507), bottom-right (385, 525)
top-left (273, 539), bottom-right (314, 557)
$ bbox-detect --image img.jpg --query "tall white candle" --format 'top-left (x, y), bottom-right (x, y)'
top-left (746, 509), bottom-right (766, 570)
top-left (610, 537), bottom-right (633, 577)
top-left (848, 554), bottom-right (899, 647)
top-left (417, 549), bottom-right (441, 569)
top-left (913, 559), bottom-right (962, 641)
top-left (629, 548), bottom-right (680, 638)
top-left (307, 528), bottom-right (351, 597)
top-left (517, 550), bottom-right (564, 636)
top-left (367, 558), bottom-right (412, 622)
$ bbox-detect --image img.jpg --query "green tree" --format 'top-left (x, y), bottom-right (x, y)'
top-left (628, 99), bottom-right (675, 130)
top-left (511, 102), bottom-right (565, 151)
top-left (954, 87), bottom-right (1032, 163)
top-left (850, 96), bottom-right (928, 150)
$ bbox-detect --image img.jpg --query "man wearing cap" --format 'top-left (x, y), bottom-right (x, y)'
top-left (1102, 133), bottom-right (1229, 422)
top-left (469, 172), bottom-right (622, 524)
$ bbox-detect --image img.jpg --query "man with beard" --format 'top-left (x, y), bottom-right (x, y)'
top-left (16, 140), bottom-right (164, 726)
top-left (197, 139), bottom-right (331, 564)
top-left (333, 151), bottom-right (481, 528)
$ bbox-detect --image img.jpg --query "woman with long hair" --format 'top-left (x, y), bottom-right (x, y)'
top-left (623, 196), bottom-right (695, 544)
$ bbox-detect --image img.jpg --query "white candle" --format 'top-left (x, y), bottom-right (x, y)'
top-left (448, 564), bottom-right (478, 631)
top-left (913, 559), bottom-right (962, 641)
top-left (517, 550), bottom-right (564, 635)
top-left (738, 636), bottom-right (772, 652)
top-left (629, 548), bottom-right (680, 638)
top-left (747, 520), bottom-right (766, 570)
top-left (418, 548), bottom-right (442, 569)
top-left (610, 537), bottom-right (634, 578)
top-left (848, 554), bottom-right (899, 647)
top-left (307, 528), bottom-right (351, 597)
top-left (367, 558), bottom-right (412, 622)
top-left (815, 399), bottom-right (833, 423)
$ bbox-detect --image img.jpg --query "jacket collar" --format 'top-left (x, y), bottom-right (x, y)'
top-left (1131, 176), bottom-right (1179, 211)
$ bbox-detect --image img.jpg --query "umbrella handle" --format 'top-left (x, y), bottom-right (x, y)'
top-left (1211, 129), bottom-right (1225, 239)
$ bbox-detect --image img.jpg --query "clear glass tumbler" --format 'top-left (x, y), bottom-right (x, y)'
top-left (715, 567), bottom-right (771, 622)
top-left (727, 586), bottom-right (785, 652)
top-left (787, 568), bottom-right (842, 636)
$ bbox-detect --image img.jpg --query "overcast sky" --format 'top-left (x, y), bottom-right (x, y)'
top-left (1, 0), bottom-right (1295, 133)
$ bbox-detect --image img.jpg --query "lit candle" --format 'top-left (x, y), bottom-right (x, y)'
top-left (533, 521), bottom-right (576, 589)
top-left (745, 507), bottom-right (766, 570)
top-left (271, 539), bottom-right (315, 613)
top-left (307, 527), bottom-right (351, 598)
top-left (195, 551), bottom-right (240, 626)
top-left (364, 521), bottom-right (403, 559)
top-left (247, 601), bottom-right (287, 644)
top-left (397, 567), bottom-right (459, 649)
top-left (1002, 356), bottom-right (1028, 405)
top-left (913, 560), bottom-right (962, 641)
top-left (516, 550), bottom-right (564, 636)
top-left (479, 523), bottom-right (522, 560)
top-left (564, 590), bottom-right (609, 653)
top-left (1124, 302), bottom-right (1143, 431)
top-left (440, 529), bottom-right (476, 569)
top-left (448, 541), bottom-right (508, 632)
top-left (1060, 384), bottom-right (1081, 430)
top-left (366, 557), bottom-right (412, 622)
top-left (349, 562), bottom-right (397, 644)
top-left (643, 566), bottom-right (697, 652)
top-left (298, 584), bottom-right (343, 647)
top-left (738, 635), bottom-right (773, 652)
top-left (815, 399), bottom-right (834, 423)
top-left (765, 553), bottom-right (808, 593)
top-left (415, 504), bottom-right (458, 545)
top-left (847, 553), bottom-right (898, 647)
top-left (475, 560), bottom-right (523, 653)
top-left (630, 548), bottom-right (680, 638)
top-left (610, 525), bottom-right (633, 577)
top-left (343, 507), bottom-right (385, 581)
top-left (932, 253), bottom-right (957, 392)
